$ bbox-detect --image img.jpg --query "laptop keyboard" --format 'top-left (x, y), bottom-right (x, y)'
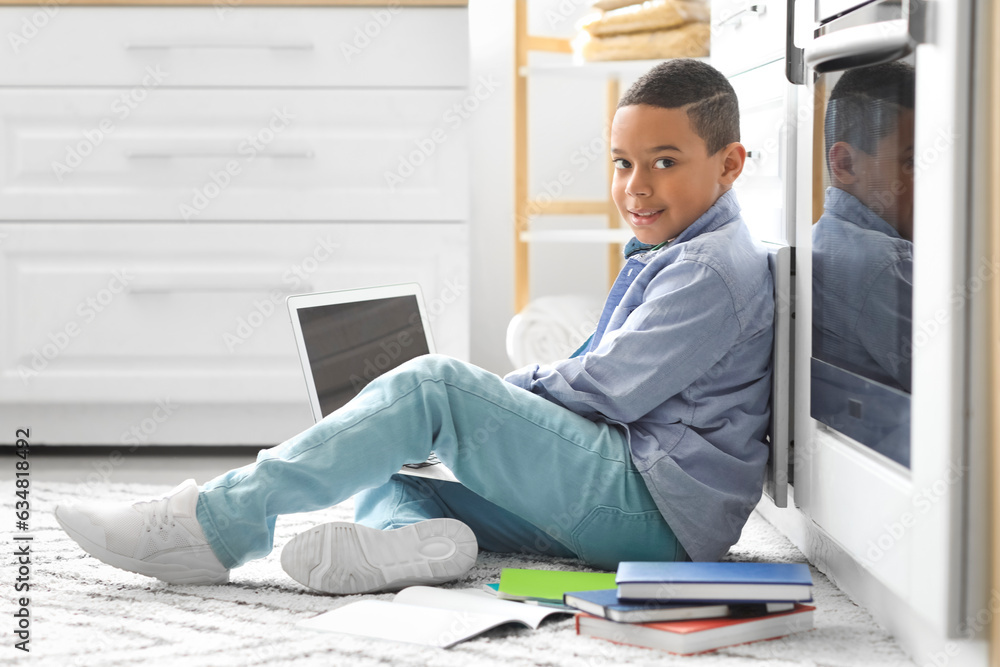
top-left (402, 451), bottom-right (441, 469)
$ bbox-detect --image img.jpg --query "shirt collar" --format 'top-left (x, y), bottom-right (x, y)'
top-left (824, 187), bottom-right (903, 239)
top-left (622, 189), bottom-right (741, 258)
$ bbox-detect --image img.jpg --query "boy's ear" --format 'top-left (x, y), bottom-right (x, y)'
top-left (718, 142), bottom-right (747, 186)
top-left (828, 141), bottom-right (858, 185)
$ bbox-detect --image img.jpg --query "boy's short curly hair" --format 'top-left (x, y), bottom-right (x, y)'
top-left (617, 58), bottom-right (740, 155)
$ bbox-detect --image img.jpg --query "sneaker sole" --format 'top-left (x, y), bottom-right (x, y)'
top-left (280, 519), bottom-right (478, 595)
top-left (54, 507), bottom-right (230, 586)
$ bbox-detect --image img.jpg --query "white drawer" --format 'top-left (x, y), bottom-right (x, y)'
top-left (730, 60), bottom-right (789, 243)
top-left (0, 222), bottom-right (470, 404)
top-left (0, 88), bottom-right (470, 221)
top-left (710, 0), bottom-right (788, 76)
top-left (0, 6), bottom-right (468, 88)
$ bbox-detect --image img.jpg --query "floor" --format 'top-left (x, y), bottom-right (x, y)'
top-left (14, 449), bottom-right (919, 666)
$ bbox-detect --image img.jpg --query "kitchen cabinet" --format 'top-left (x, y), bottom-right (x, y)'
top-left (0, 3), bottom-right (470, 445)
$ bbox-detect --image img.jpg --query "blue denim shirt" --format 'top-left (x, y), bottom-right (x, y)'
top-left (812, 187), bottom-right (913, 392)
top-left (505, 190), bottom-right (774, 561)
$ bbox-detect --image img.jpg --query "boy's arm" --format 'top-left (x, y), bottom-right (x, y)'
top-left (504, 261), bottom-right (742, 424)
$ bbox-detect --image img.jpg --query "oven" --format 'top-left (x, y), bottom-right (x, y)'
top-left (808, 0), bottom-right (920, 468)
top-left (780, 0), bottom-right (984, 654)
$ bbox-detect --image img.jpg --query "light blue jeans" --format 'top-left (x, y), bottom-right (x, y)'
top-left (196, 355), bottom-right (687, 571)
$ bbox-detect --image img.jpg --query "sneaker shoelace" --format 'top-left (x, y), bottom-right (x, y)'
top-left (136, 497), bottom-right (177, 533)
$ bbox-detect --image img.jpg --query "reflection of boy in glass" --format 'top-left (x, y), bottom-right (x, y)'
top-left (812, 61), bottom-right (915, 392)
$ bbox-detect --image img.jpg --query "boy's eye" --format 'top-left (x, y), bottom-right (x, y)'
top-left (653, 158), bottom-right (675, 168)
top-left (612, 158), bottom-right (631, 169)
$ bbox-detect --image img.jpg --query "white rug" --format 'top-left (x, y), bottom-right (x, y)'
top-left (6, 482), bottom-right (918, 666)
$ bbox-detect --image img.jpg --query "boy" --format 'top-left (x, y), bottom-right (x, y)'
top-left (55, 59), bottom-right (774, 594)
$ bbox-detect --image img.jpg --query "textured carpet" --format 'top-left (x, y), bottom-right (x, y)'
top-left (4, 482), bottom-right (918, 666)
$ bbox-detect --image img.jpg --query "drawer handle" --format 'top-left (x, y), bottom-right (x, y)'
top-left (126, 151), bottom-right (315, 160)
top-left (128, 282), bottom-right (314, 295)
top-left (713, 2), bottom-right (765, 28)
top-left (123, 42), bottom-right (315, 51)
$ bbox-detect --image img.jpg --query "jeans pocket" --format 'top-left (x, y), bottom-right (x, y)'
top-left (570, 505), bottom-right (686, 571)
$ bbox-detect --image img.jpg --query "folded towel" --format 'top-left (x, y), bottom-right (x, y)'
top-left (506, 295), bottom-right (603, 367)
top-left (576, 21), bottom-right (710, 61)
top-left (583, 0), bottom-right (710, 38)
top-left (592, 0), bottom-right (644, 11)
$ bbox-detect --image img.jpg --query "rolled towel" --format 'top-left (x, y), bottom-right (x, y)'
top-left (506, 295), bottom-right (604, 367)
top-left (583, 0), bottom-right (710, 38)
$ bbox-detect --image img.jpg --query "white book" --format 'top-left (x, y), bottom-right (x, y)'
top-left (298, 586), bottom-right (570, 649)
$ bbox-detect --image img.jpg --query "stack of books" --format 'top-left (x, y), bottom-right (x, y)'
top-left (565, 561), bottom-right (816, 655)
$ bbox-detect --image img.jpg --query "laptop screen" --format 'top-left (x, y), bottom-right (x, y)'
top-left (296, 294), bottom-right (430, 416)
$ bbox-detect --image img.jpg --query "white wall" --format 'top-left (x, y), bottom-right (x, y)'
top-left (467, 1), bottom-right (515, 374)
top-left (468, 0), bottom-right (619, 374)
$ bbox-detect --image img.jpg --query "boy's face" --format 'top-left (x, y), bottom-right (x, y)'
top-left (610, 104), bottom-right (741, 246)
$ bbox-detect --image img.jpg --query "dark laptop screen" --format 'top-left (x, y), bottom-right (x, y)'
top-left (296, 295), bottom-right (429, 416)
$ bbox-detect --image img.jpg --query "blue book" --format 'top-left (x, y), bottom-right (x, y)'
top-left (563, 589), bottom-right (795, 623)
top-left (615, 562), bottom-right (813, 603)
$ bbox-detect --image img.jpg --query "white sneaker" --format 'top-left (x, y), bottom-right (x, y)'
top-left (280, 519), bottom-right (478, 595)
top-left (54, 479), bottom-right (230, 585)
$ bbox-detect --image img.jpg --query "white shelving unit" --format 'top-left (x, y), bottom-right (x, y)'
top-left (514, 0), bottom-right (630, 312)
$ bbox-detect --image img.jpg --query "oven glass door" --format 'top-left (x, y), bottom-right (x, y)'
top-left (810, 1), bottom-right (914, 468)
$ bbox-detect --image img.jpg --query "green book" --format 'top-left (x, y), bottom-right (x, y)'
top-left (497, 568), bottom-right (617, 603)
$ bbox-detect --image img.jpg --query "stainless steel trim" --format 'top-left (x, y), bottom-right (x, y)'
top-left (804, 0), bottom-right (929, 73)
top-left (804, 19), bottom-right (914, 71)
top-left (785, 0), bottom-right (806, 84)
top-left (765, 243), bottom-right (793, 507)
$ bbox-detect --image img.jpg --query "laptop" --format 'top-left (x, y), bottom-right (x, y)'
top-left (287, 283), bottom-right (458, 483)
